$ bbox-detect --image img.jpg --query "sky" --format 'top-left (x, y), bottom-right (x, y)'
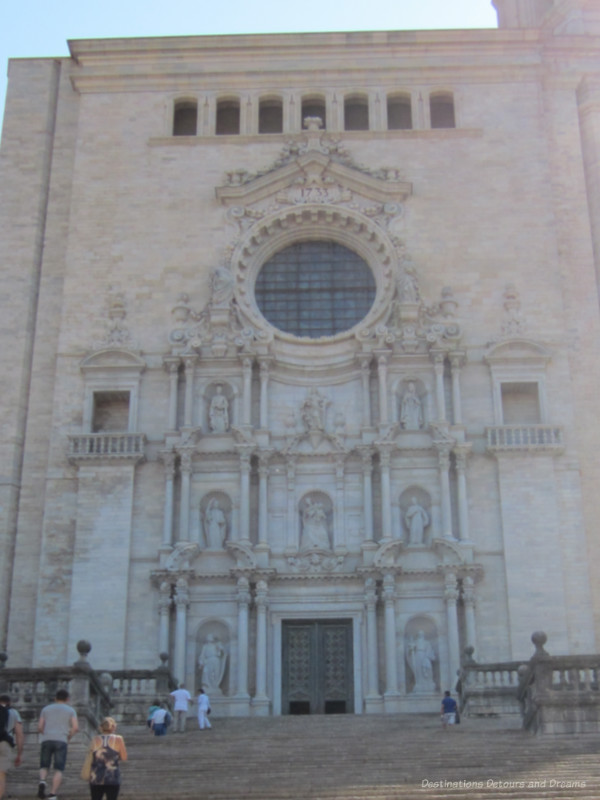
top-left (0, 0), bottom-right (497, 126)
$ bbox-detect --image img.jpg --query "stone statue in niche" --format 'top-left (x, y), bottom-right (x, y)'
top-left (210, 266), bottom-right (234, 308)
top-left (300, 498), bottom-right (331, 551)
top-left (400, 382), bottom-right (423, 430)
top-left (301, 388), bottom-right (328, 433)
top-left (209, 385), bottom-right (229, 433)
top-left (203, 498), bottom-right (227, 549)
top-left (198, 634), bottom-right (227, 694)
top-left (404, 497), bottom-right (430, 545)
top-left (397, 263), bottom-right (420, 303)
top-left (406, 630), bottom-right (437, 693)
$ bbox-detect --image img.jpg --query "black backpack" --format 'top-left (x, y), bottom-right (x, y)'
top-left (0, 705), bottom-right (15, 747)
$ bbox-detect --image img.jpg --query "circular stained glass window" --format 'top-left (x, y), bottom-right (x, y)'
top-left (255, 241), bottom-right (376, 338)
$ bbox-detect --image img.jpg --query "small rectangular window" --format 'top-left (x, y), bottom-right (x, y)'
top-left (173, 102), bottom-right (197, 136)
top-left (387, 96), bottom-right (412, 130)
top-left (501, 383), bottom-right (540, 424)
top-left (259, 100), bottom-right (283, 134)
top-left (344, 97), bottom-right (369, 131)
top-left (92, 391), bottom-right (131, 432)
top-left (430, 93), bottom-right (456, 129)
top-left (216, 101), bottom-right (240, 135)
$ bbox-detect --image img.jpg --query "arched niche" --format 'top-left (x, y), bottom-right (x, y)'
top-left (399, 487), bottom-right (432, 546)
top-left (195, 620), bottom-right (231, 696)
top-left (203, 381), bottom-right (237, 433)
top-left (200, 492), bottom-right (232, 549)
top-left (397, 377), bottom-right (427, 431)
top-left (403, 616), bottom-right (439, 695)
top-left (298, 491), bottom-right (333, 551)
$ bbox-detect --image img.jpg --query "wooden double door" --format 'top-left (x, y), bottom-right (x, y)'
top-left (282, 619), bottom-right (354, 715)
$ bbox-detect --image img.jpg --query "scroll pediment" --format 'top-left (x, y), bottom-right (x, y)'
top-left (217, 150), bottom-right (412, 208)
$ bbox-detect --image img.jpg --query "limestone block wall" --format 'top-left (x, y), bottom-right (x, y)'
top-left (2, 26), bottom-right (600, 678)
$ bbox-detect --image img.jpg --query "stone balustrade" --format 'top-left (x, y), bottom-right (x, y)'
top-left (68, 432), bottom-right (146, 461)
top-left (486, 425), bottom-right (563, 452)
top-left (459, 652), bottom-right (524, 717)
top-left (518, 633), bottom-right (600, 734)
top-left (0, 644), bottom-right (176, 735)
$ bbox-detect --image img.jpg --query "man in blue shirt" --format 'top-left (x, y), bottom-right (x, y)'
top-left (441, 690), bottom-right (458, 729)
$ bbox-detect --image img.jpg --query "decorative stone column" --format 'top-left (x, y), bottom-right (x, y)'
top-left (436, 445), bottom-right (453, 540)
top-left (377, 354), bottom-right (389, 426)
top-left (444, 571), bottom-right (460, 688)
top-left (235, 576), bottom-right (251, 699)
top-left (164, 357), bottom-right (180, 431)
top-left (159, 451), bottom-right (177, 547)
top-left (359, 447), bottom-right (374, 542)
top-left (257, 451), bottom-right (271, 551)
top-left (359, 355), bottom-right (372, 428)
top-left (432, 352), bottom-right (446, 422)
top-left (454, 444), bottom-right (472, 542)
top-left (364, 577), bottom-right (380, 701)
top-left (178, 449), bottom-right (193, 543)
top-left (158, 581), bottom-right (172, 656)
top-left (242, 357), bottom-right (253, 426)
top-left (258, 357), bottom-right (272, 430)
top-left (254, 579), bottom-right (270, 712)
top-left (334, 456), bottom-right (346, 552)
top-left (449, 353), bottom-right (464, 425)
top-left (383, 572), bottom-right (400, 699)
top-left (183, 355), bottom-right (197, 428)
top-left (174, 577), bottom-right (189, 686)
top-left (238, 447), bottom-right (253, 544)
top-left (379, 446), bottom-right (393, 542)
top-left (286, 457), bottom-right (297, 551)
top-left (463, 575), bottom-right (477, 658)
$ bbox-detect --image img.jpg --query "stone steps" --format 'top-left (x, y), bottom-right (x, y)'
top-left (7, 714), bottom-right (600, 799)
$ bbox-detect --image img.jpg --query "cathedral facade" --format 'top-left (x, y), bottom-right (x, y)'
top-left (2, 0), bottom-right (600, 716)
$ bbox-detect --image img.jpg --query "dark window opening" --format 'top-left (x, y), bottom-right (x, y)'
top-left (344, 96), bottom-right (369, 131)
top-left (173, 101), bottom-right (197, 136)
top-left (216, 100), bottom-right (240, 135)
top-left (259, 99), bottom-right (283, 133)
top-left (325, 701), bottom-right (347, 714)
top-left (501, 382), bottom-right (541, 424)
top-left (387, 95), bottom-right (412, 130)
top-left (430, 93), bottom-right (456, 129)
top-left (289, 701), bottom-right (310, 715)
top-left (92, 391), bottom-right (130, 432)
top-left (302, 98), bottom-right (326, 129)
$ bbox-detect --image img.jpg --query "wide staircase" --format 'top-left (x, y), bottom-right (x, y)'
top-left (7, 713), bottom-right (600, 800)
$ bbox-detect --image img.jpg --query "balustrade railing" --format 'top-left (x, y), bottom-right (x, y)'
top-left (459, 660), bottom-right (524, 717)
top-left (0, 645), bottom-right (176, 735)
top-left (68, 433), bottom-right (146, 461)
top-left (486, 425), bottom-right (563, 451)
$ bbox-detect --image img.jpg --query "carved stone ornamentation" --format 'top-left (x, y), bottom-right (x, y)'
top-left (286, 551), bottom-right (346, 573)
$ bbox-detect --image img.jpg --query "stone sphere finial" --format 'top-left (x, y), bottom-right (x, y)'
top-left (76, 640), bottom-right (92, 658)
top-left (463, 645), bottom-right (476, 665)
top-left (159, 652), bottom-right (169, 666)
top-left (531, 630), bottom-right (549, 657)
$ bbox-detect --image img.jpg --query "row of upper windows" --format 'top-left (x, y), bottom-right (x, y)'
top-left (172, 92), bottom-right (456, 137)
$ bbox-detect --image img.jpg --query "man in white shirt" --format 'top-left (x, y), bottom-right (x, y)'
top-left (169, 685), bottom-right (191, 733)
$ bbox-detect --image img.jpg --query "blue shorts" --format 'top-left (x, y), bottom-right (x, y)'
top-left (40, 740), bottom-right (68, 772)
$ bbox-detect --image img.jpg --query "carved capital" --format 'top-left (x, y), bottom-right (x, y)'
top-left (382, 572), bottom-right (396, 602)
top-left (159, 450), bottom-right (177, 476)
top-left (453, 444), bottom-right (472, 472)
top-left (163, 356), bottom-right (181, 375)
top-left (358, 446), bottom-right (373, 472)
top-left (255, 579), bottom-right (269, 609)
top-left (364, 576), bottom-right (378, 609)
top-left (237, 576), bottom-right (251, 606)
top-left (463, 575), bottom-right (475, 607)
top-left (179, 448), bottom-right (194, 472)
top-left (175, 577), bottom-right (189, 607)
top-left (444, 571), bottom-right (458, 603)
